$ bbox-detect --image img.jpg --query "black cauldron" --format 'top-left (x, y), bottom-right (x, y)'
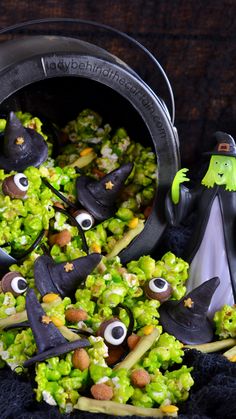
top-left (0, 19), bottom-right (180, 265)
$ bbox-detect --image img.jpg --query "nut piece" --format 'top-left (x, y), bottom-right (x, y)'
top-left (130, 369), bottom-right (150, 388)
top-left (90, 383), bottom-right (113, 400)
top-left (127, 334), bottom-right (141, 350)
top-left (72, 348), bottom-right (90, 370)
top-left (65, 308), bottom-right (88, 323)
top-left (49, 229), bottom-right (72, 247)
top-left (53, 201), bottom-right (64, 209)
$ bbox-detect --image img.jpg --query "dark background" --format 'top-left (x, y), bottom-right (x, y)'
top-left (0, 0), bottom-right (235, 171)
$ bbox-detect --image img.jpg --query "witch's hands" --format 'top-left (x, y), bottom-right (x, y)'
top-left (171, 168), bottom-right (190, 204)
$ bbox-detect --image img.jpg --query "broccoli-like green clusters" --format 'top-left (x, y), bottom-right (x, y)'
top-left (0, 108), bottom-right (195, 415)
top-left (0, 328), bottom-right (36, 370)
top-left (132, 299), bottom-right (160, 329)
top-left (142, 333), bottom-right (184, 371)
top-left (127, 252), bottom-right (189, 300)
top-left (144, 365), bottom-right (193, 406)
top-left (0, 292), bottom-right (26, 319)
top-left (44, 297), bottom-right (71, 325)
top-left (110, 368), bottom-right (134, 404)
top-left (213, 304), bottom-right (236, 339)
top-left (88, 336), bottom-right (111, 384)
top-left (35, 353), bottom-right (88, 412)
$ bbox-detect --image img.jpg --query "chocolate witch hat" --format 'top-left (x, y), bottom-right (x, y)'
top-left (34, 253), bottom-right (102, 298)
top-left (0, 248), bottom-right (17, 275)
top-left (159, 277), bottom-right (220, 344)
top-left (76, 162), bottom-right (133, 221)
top-left (23, 288), bottom-right (90, 367)
top-left (0, 112), bottom-right (48, 172)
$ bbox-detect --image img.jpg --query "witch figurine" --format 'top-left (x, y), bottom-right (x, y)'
top-left (165, 131), bottom-right (236, 318)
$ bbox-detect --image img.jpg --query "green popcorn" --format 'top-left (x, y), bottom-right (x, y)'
top-left (131, 388), bottom-right (154, 408)
top-left (138, 255), bottom-right (156, 279)
top-left (133, 168), bottom-right (153, 187)
top-left (98, 283), bottom-right (128, 307)
top-left (35, 354), bottom-right (88, 411)
top-left (156, 252), bottom-right (189, 300)
top-left (45, 297), bottom-right (71, 325)
top-left (142, 333), bottom-right (184, 372)
top-left (60, 375), bottom-right (86, 392)
top-left (0, 118), bottom-right (6, 131)
top-left (35, 362), bottom-right (48, 401)
top-left (58, 359), bottom-right (72, 376)
top-left (111, 368), bottom-right (134, 404)
top-left (126, 261), bottom-right (147, 282)
top-left (96, 156), bottom-right (119, 173)
top-left (0, 330), bottom-right (17, 349)
top-left (132, 299), bottom-right (160, 328)
top-left (107, 218), bottom-right (126, 236)
top-left (24, 166), bottom-right (42, 191)
top-left (89, 362), bottom-right (112, 384)
top-left (15, 295), bottom-right (26, 312)
top-left (141, 186), bottom-right (155, 204)
top-left (23, 214), bottom-right (43, 235)
top-left (85, 229), bottom-right (103, 249)
top-left (46, 381), bottom-right (66, 408)
top-left (213, 304), bottom-right (236, 338)
top-left (85, 274), bottom-right (107, 298)
top-left (64, 109), bottom-right (103, 142)
top-left (53, 211), bottom-right (70, 230)
top-left (120, 197), bottom-right (138, 211)
top-left (88, 336), bottom-right (109, 364)
top-left (15, 111), bottom-right (48, 140)
top-left (94, 223), bottom-right (107, 243)
top-left (97, 305), bottom-right (113, 321)
top-left (10, 250), bottom-right (40, 279)
top-left (46, 366), bottom-right (62, 382)
top-left (146, 372), bottom-right (169, 405)
top-left (0, 292), bottom-right (16, 319)
top-left (89, 307), bottom-right (113, 332)
top-left (74, 289), bottom-right (95, 316)
top-left (1, 328), bottom-right (36, 369)
top-left (50, 244), bottom-right (68, 263)
top-left (164, 365), bottom-right (194, 404)
top-left (64, 242), bottom-right (86, 261)
top-left (116, 207), bottom-right (134, 222)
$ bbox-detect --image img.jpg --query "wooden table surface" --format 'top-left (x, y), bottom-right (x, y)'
top-left (0, 0), bottom-right (235, 170)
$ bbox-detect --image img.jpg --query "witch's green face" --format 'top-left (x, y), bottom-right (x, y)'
top-left (210, 155), bottom-right (234, 185)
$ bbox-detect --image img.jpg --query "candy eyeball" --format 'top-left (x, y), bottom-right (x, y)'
top-left (1, 271), bottom-right (28, 296)
top-left (144, 277), bottom-right (172, 303)
top-left (73, 209), bottom-right (95, 230)
top-left (97, 318), bottom-right (127, 346)
top-left (2, 173), bottom-right (29, 198)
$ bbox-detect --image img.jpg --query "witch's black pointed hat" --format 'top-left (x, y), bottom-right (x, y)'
top-left (159, 277), bottom-right (220, 344)
top-left (76, 162), bottom-right (133, 221)
top-left (204, 131), bottom-right (236, 157)
top-left (0, 112), bottom-right (48, 172)
top-left (34, 253), bottom-right (102, 298)
top-left (23, 288), bottom-right (90, 367)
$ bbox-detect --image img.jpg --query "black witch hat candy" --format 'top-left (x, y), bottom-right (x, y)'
top-left (23, 288), bottom-right (90, 367)
top-left (159, 277), bottom-right (220, 344)
top-left (34, 253), bottom-right (102, 298)
top-left (76, 162), bottom-right (133, 221)
top-left (0, 111), bottom-right (48, 172)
